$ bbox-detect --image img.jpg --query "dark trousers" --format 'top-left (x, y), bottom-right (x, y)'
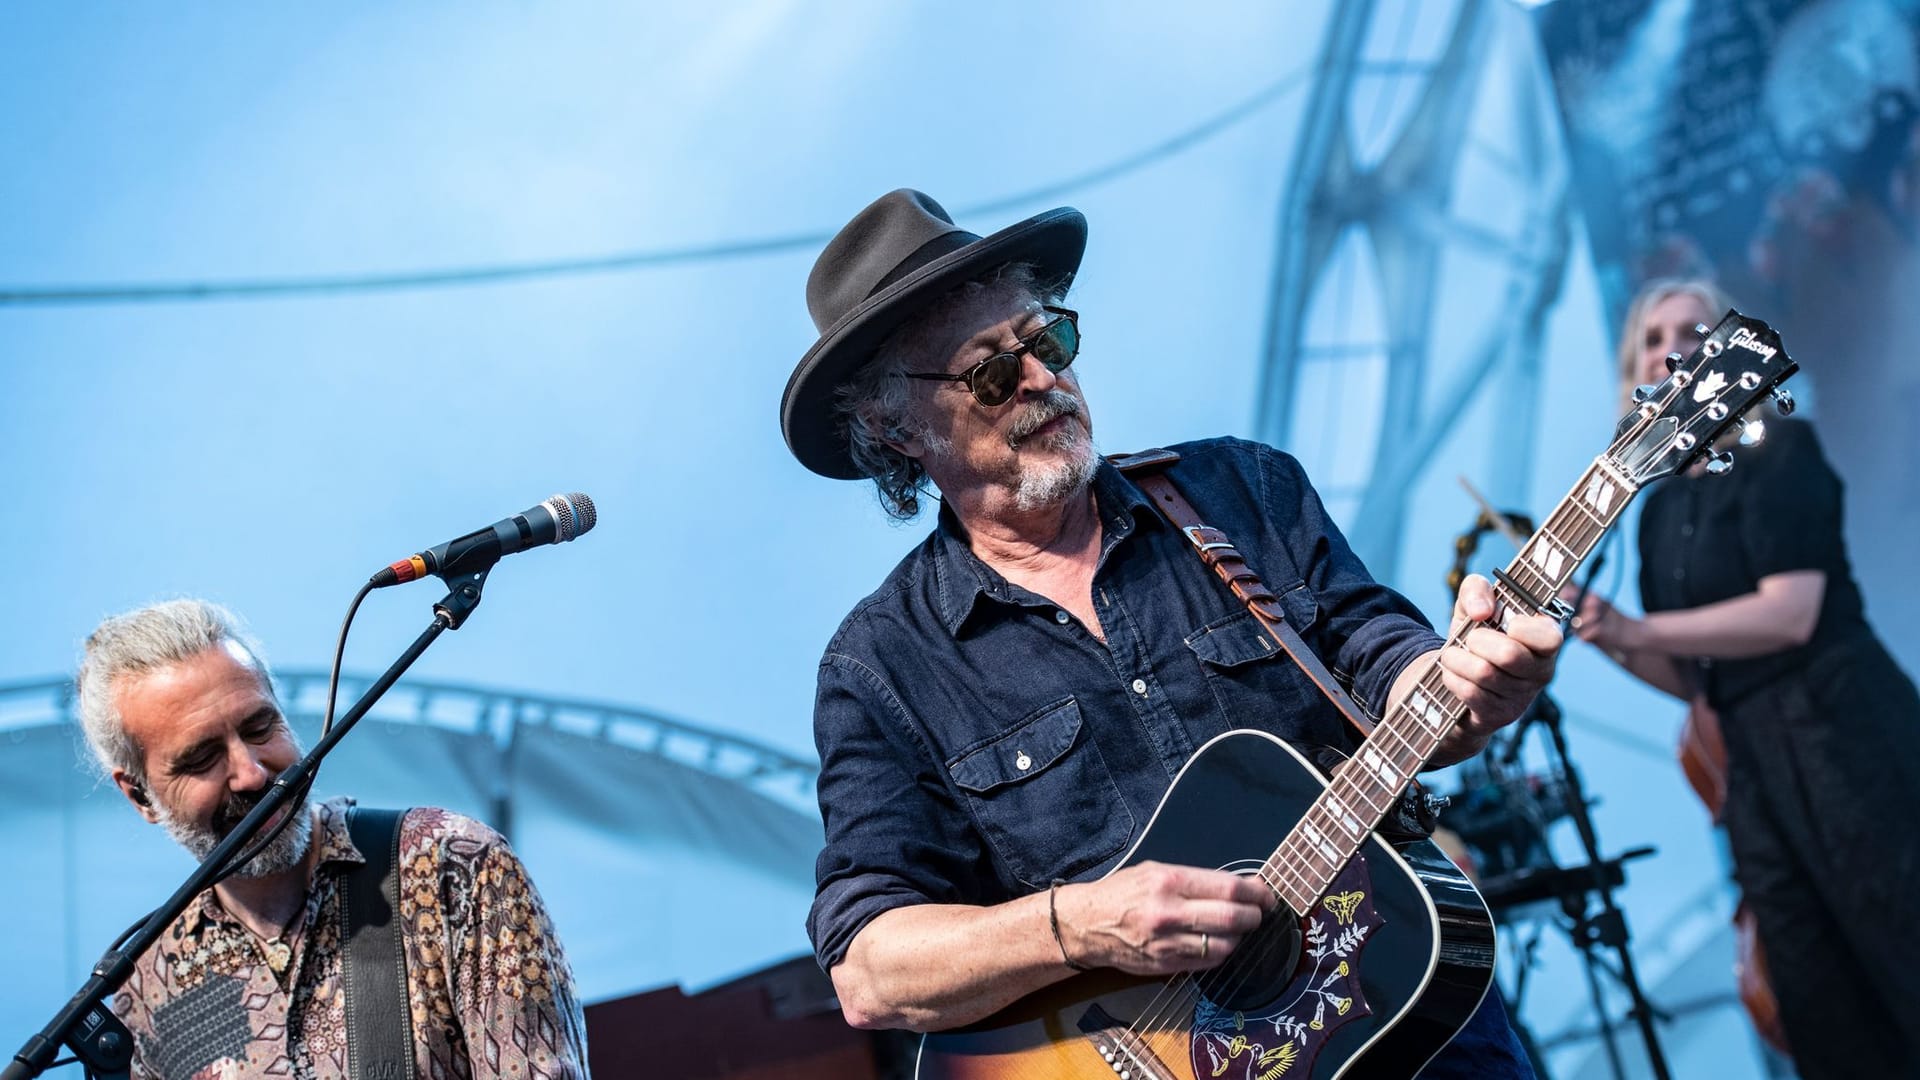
top-left (1723, 638), bottom-right (1920, 1079)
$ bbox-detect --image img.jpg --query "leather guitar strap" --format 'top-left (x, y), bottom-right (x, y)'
top-left (343, 806), bottom-right (416, 1080)
top-left (1110, 449), bottom-right (1378, 738)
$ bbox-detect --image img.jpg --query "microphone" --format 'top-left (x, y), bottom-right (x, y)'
top-left (371, 493), bottom-right (597, 587)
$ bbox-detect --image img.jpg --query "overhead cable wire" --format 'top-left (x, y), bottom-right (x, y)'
top-left (0, 66), bottom-right (1311, 308)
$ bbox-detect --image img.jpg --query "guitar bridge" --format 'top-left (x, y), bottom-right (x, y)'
top-left (1077, 1004), bottom-right (1179, 1080)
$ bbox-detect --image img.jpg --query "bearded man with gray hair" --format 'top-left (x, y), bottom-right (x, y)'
top-left (784, 191), bottom-right (1564, 1076)
top-left (77, 599), bottom-right (588, 1079)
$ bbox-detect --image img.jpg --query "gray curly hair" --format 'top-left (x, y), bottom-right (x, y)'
top-left (75, 599), bottom-right (272, 784)
top-left (836, 262), bottom-right (1069, 519)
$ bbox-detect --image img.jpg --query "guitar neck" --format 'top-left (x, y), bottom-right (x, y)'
top-left (1262, 456), bottom-right (1640, 913)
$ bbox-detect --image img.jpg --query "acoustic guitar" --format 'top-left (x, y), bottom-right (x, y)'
top-left (917, 311), bottom-right (1797, 1079)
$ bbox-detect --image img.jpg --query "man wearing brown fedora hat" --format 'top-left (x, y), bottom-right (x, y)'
top-left (787, 190), bottom-right (1558, 1076)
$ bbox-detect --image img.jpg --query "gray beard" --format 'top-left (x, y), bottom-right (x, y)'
top-left (158, 794), bottom-right (315, 879)
top-left (1006, 388), bottom-right (1098, 511)
top-left (1011, 428), bottom-right (1098, 511)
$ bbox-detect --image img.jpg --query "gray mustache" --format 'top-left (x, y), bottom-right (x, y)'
top-left (1007, 391), bottom-right (1083, 447)
top-left (210, 769), bottom-right (293, 836)
top-left (212, 792), bottom-right (265, 837)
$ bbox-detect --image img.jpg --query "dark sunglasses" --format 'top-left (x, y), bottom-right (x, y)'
top-left (897, 306), bottom-right (1080, 407)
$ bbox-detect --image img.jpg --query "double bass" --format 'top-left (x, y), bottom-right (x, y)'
top-left (1677, 700), bottom-right (1790, 1054)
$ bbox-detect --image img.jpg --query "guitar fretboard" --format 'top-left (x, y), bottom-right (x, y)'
top-left (1260, 456), bottom-right (1639, 914)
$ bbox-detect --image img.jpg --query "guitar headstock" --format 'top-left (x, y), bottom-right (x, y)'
top-left (1608, 310), bottom-right (1799, 484)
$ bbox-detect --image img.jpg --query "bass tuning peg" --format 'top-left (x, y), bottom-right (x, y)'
top-left (1632, 383), bottom-right (1659, 403)
top-left (1704, 450), bottom-right (1735, 476)
top-left (1771, 387), bottom-right (1796, 416)
top-left (1666, 351), bottom-right (1685, 373)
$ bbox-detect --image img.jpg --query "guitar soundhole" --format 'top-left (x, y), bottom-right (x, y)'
top-left (1196, 906), bottom-right (1302, 1011)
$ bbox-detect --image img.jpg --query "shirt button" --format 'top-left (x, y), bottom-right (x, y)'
top-left (1054, 609), bottom-right (1071, 624)
top-left (1673, 568), bottom-right (1685, 580)
top-left (1680, 523), bottom-right (1694, 537)
top-left (1132, 678), bottom-right (1148, 695)
top-left (1015, 751), bottom-right (1033, 771)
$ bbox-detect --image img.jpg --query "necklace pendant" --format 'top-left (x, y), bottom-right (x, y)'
top-left (263, 938), bottom-right (293, 976)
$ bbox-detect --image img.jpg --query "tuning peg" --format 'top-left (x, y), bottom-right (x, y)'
top-left (1738, 416), bottom-right (1767, 446)
top-left (1771, 387), bottom-right (1796, 416)
top-left (1665, 351), bottom-right (1685, 373)
top-left (1694, 323), bottom-right (1711, 336)
top-left (1704, 450), bottom-right (1735, 476)
top-left (1632, 383), bottom-right (1659, 403)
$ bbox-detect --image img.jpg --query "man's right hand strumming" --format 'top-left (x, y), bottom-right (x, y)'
top-left (1052, 861), bottom-right (1279, 975)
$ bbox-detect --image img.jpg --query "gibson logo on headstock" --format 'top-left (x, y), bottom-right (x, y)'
top-left (1727, 327), bottom-right (1778, 362)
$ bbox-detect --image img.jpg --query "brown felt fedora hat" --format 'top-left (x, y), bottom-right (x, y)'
top-left (781, 189), bottom-right (1086, 479)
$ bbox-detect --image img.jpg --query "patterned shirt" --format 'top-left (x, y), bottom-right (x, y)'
top-left (113, 797), bottom-right (589, 1079)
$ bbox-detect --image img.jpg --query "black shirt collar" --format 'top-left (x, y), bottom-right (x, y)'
top-left (927, 460), bottom-right (1160, 637)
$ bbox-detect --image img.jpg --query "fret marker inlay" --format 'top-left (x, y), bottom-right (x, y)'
top-left (1325, 796), bottom-right (1361, 838)
top-left (1411, 691), bottom-right (1450, 733)
top-left (1583, 474), bottom-right (1616, 513)
top-left (1527, 538), bottom-right (1567, 579)
top-left (1361, 747), bottom-right (1397, 786)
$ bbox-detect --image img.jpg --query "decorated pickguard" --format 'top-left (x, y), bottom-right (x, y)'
top-left (1189, 856), bottom-right (1383, 1080)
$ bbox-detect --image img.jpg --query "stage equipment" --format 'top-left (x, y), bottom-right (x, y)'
top-left (373, 491), bottom-right (596, 587)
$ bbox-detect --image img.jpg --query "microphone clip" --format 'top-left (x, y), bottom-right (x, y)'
top-left (432, 568), bottom-right (490, 631)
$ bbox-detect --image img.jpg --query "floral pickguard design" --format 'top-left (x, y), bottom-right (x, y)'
top-left (1188, 855), bottom-right (1383, 1080)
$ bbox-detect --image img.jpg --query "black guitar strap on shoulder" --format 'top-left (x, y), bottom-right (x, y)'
top-left (1108, 449), bottom-right (1378, 738)
top-left (342, 806), bottom-right (416, 1080)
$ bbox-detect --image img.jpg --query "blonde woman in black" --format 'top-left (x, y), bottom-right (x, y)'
top-left (1570, 279), bottom-right (1920, 1078)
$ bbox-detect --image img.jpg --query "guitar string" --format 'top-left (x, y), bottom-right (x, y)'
top-left (1122, 530), bottom-right (1540, 1047)
top-left (952, 356), bottom-right (1770, 1077)
top-left (1120, 457), bottom-right (1633, 1059)
top-left (1110, 378), bottom-right (1736, 1060)
top-left (1123, 599), bottom-right (1557, 1050)
top-left (1122, 668), bottom-right (1466, 1052)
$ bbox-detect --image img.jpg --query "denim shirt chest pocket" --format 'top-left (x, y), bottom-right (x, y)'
top-left (945, 697), bottom-right (1134, 889)
top-left (1184, 584), bottom-right (1324, 727)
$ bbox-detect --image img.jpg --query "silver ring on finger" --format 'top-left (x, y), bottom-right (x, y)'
top-left (1200, 932), bottom-right (1210, 959)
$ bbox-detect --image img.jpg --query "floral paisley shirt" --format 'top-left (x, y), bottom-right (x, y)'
top-left (113, 798), bottom-right (589, 1079)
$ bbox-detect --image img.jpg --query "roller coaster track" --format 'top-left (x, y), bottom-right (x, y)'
top-left (0, 671), bottom-right (818, 816)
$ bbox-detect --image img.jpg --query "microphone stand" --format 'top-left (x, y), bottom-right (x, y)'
top-left (1521, 691), bottom-right (1672, 1080)
top-left (1546, 543), bottom-right (1671, 1076)
top-left (2, 570), bottom-right (490, 1080)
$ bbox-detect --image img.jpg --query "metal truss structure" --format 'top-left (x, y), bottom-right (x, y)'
top-left (1255, 0), bottom-right (1574, 583)
top-left (0, 671), bottom-right (820, 831)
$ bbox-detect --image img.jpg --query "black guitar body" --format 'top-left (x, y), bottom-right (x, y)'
top-left (918, 729), bottom-right (1496, 1079)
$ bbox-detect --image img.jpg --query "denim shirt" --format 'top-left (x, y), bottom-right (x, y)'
top-left (803, 437), bottom-right (1538, 1076)
top-left (807, 437), bottom-right (1443, 968)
